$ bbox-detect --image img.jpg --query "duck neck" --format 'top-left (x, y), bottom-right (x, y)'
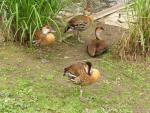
top-left (95, 29), bottom-right (102, 40)
top-left (85, 62), bottom-right (92, 75)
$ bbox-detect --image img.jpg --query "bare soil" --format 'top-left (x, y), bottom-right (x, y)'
top-left (0, 23), bottom-right (149, 113)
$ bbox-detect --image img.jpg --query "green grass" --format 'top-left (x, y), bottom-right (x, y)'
top-left (116, 0), bottom-right (150, 59)
top-left (0, 0), bottom-right (72, 46)
top-left (0, 43), bottom-right (150, 113)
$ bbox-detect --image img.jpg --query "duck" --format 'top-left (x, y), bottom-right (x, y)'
top-left (33, 25), bottom-right (56, 46)
top-left (64, 4), bottom-right (93, 43)
top-left (87, 26), bottom-right (108, 57)
top-left (63, 61), bottom-right (101, 100)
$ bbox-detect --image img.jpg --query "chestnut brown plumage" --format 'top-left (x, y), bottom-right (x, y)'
top-left (64, 4), bottom-right (93, 43)
top-left (63, 61), bottom-right (101, 99)
top-left (33, 25), bottom-right (56, 46)
top-left (87, 26), bottom-right (108, 57)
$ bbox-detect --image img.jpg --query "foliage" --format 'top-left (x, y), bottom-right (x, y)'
top-left (115, 0), bottom-right (150, 60)
top-left (0, 0), bottom-right (72, 46)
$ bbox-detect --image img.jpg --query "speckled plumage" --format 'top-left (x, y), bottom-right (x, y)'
top-left (63, 62), bottom-right (101, 86)
top-left (64, 15), bottom-right (93, 33)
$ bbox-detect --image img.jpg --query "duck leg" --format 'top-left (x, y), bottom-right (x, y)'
top-left (79, 86), bottom-right (90, 102)
top-left (79, 86), bottom-right (88, 102)
top-left (77, 30), bottom-right (85, 43)
top-left (80, 86), bottom-right (83, 98)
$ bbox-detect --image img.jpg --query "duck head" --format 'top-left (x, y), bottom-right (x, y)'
top-left (42, 25), bottom-right (56, 34)
top-left (84, 61), bottom-right (92, 75)
top-left (83, 3), bottom-right (92, 16)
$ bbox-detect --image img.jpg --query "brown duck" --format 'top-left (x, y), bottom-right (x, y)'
top-left (64, 4), bottom-right (93, 43)
top-left (33, 25), bottom-right (56, 46)
top-left (63, 61), bottom-right (101, 99)
top-left (87, 26), bottom-right (108, 57)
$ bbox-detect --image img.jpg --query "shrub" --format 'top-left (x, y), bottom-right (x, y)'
top-left (115, 0), bottom-right (150, 60)
top-left (0, 0), bottom-right (72, 46)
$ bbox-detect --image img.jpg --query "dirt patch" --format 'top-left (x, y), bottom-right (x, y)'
top-left (30, 24), bottom-right (127, 68)
top-left (0, 24), bottom-right (127, 82)
top-left (0, 23), bottom-right (150, 113)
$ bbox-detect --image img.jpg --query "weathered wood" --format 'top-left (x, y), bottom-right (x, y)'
top-left (62, 3), bottom-right (133, 22)
top-left (93, 3), bottom-right (126, 20)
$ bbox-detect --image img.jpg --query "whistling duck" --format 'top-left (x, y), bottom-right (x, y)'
top-left (64, 4), bottom-right (93, 43)
top-left (63, 61), bottom-right (101, 100)
top-left (33, 25), bottom-right (56, 46)
top-left (87, 26), bottom-right (108, 57)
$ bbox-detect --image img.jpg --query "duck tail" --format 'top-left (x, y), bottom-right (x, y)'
top-left (32, 40), bottom-right (36, 44)
top-left (32, 40), bottom-right (41, 46)
top-left (64, 25), bottom-right (71, 33)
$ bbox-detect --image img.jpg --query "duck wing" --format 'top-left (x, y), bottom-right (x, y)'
top-left (87, 40), bottom-right (97, 57)
top-left (68, 15), bottom-right (91, 31)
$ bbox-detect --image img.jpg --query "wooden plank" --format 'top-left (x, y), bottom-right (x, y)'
top-left (93, 3), bottom-right (126, 20)
top-left (62, 3), bottom-right (133, 22)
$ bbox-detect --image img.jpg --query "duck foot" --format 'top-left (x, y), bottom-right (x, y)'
top-left (85, 108), bottom-right (90, 113)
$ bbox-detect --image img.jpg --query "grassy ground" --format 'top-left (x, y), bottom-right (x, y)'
top-left (0, 41), bottom-right (150, 113)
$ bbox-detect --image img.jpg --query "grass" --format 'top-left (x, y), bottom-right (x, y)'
top-left (0, 0), bottom-right (72, 46)
top-left (0, 43), bottom-right (150, 113)
top-left (115, 0), bottom-right (150, 60)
